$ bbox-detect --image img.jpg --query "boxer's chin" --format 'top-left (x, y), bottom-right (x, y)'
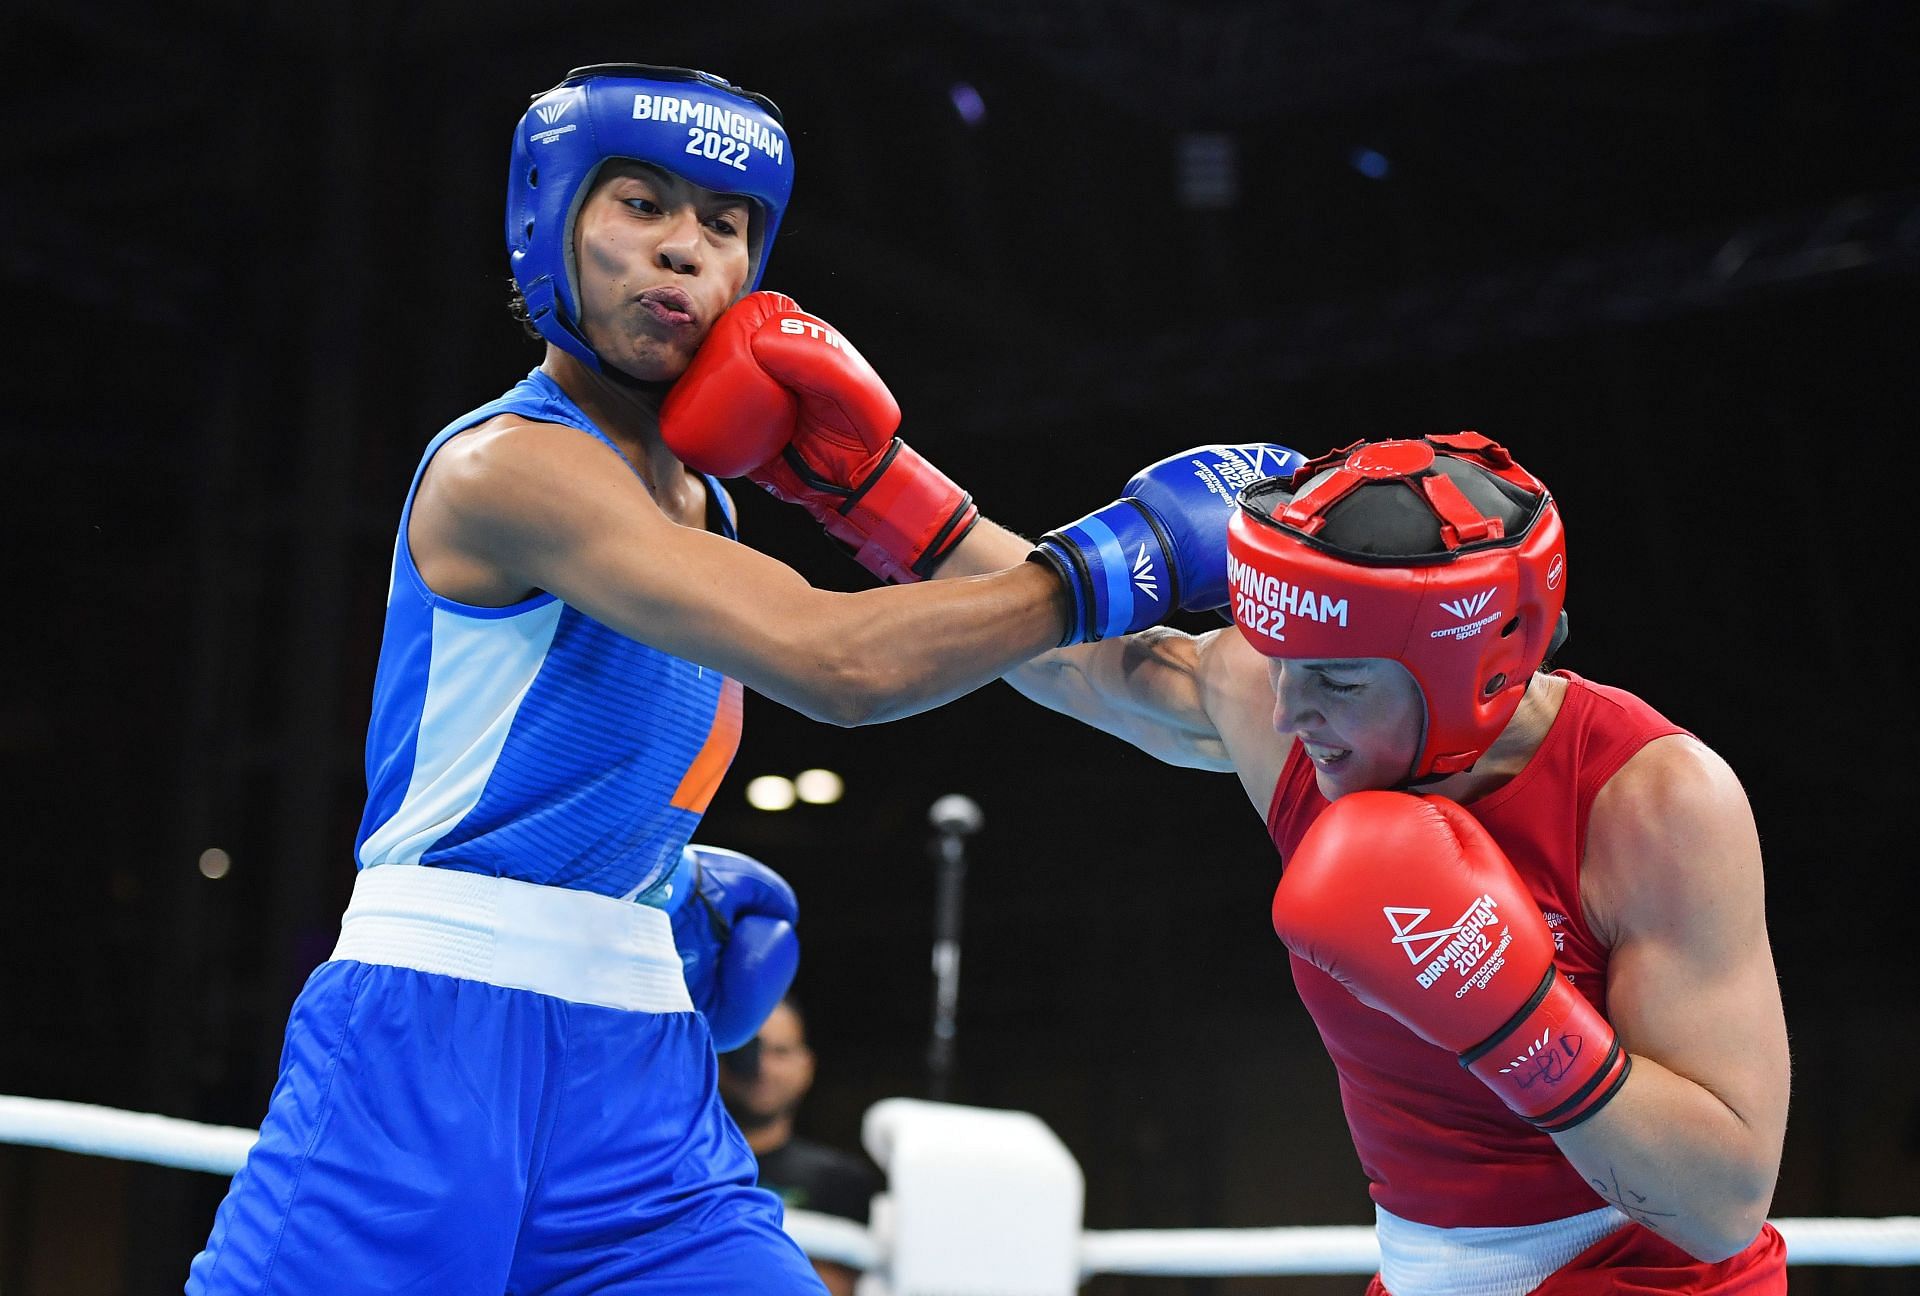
top-left (604, 337), bottom-right (694, 387)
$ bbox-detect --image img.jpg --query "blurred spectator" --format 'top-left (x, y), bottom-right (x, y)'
top-left (721, 997), bottom-right (883, 1296)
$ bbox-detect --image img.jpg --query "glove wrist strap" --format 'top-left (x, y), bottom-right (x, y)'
top-left (1028, 544), bottom-right (1091, 646)
top-left (777, 437), bottom-right (979, 584)
top-left (1033, 499), bottom-right (1174, 643)
top-left (1460, 966), bottom-right (1631, 1132)
top-left (838, 439), bottom-right (980, 583)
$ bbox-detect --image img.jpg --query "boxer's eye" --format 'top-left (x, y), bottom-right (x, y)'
top-left (707, 215), bottom-right (743, 238)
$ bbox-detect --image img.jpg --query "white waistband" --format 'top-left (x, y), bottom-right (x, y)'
top-left (1375, 1202), bottom-right (1630, 1296)
top-left (331, 864), bottom-right (693, 1014)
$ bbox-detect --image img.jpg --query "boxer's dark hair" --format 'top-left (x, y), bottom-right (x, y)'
top-left (507, 280), bottom-right (542, 342)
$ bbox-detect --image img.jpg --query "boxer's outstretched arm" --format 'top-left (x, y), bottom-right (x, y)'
top-left (663, 284), bottom-right (1291, 778)
top-left (414, 418), bottom-right (1066, 728)
top-left (659, 297), bottom-right (1273, 648)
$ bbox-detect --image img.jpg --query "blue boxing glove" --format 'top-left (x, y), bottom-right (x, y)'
top-left (645, 844), bottom-right (801, 1052)
top-left (1032, 443), bottom-right (1305, 644)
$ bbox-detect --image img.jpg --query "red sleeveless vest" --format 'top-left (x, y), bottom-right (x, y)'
top-left (1267, 672), bottom-right (1684, 1227)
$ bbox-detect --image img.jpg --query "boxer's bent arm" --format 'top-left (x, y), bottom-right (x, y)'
top-left (1552, 737), bottom-right (1789, 1262)
top-left (422, 421), bottom-right (1067, 727)
top-left (1019, 626), bottom-right (1234, 769)
top-left (932, 521), bottom-right (1294, 808)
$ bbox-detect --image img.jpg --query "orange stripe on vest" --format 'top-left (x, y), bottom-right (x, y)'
top-left (670, 678), bottom-right (743, 814)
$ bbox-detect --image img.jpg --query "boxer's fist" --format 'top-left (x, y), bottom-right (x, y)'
top-left (661, 292), bottom-right (978, 583)
top-left (1032, 443), bottom-right (1304, 644)
top-left (660, 291), bottom-right (809, 478)
top-left (1271, 792), bottom-right (1630, 1131)
top-left (662, 844), bottom-right (801, 1052)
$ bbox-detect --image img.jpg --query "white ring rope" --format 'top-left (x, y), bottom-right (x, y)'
top-left (0, 1095), bottom-right (258, 1178)
top-left (3, 1096), bottom-right (1914, 1276)
top-left (1075, 1217), bottom-right (1920, 1275)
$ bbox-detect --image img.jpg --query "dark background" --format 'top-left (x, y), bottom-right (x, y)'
top-left (5, 1), bottom-right (1918, 1291)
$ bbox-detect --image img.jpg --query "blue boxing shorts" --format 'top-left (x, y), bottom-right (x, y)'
top-left (188, 865), bottom-right (825, 1295)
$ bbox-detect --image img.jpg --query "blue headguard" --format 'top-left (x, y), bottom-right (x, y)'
top-left (507, 63), bottom-right (794, 370)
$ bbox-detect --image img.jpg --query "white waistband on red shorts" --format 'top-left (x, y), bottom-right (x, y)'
top-left (330, 863), bottom-right (693, 1014)
top-left (1374, 1202), bottom-right (1630, 1296)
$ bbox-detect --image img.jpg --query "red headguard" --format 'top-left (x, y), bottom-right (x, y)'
top-left (1226, 432), bottom-right (1567, 782)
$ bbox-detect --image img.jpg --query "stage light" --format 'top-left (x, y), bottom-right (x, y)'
top-left (1178, 133), bottom-right (1237, 209)
top-left (1349, 147), bottom-right (1391, 180)
top-left (746, 775), bottom-right (797, 811)
top-left (794, 768), bottom-right (844, 805)
top-left (949, 82), bottom-right (986, 126)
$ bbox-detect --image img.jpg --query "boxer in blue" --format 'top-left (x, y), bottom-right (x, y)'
top-left (189, 63), bottom-right (1288, 1293)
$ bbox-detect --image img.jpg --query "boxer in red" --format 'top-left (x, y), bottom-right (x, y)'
top-left (771, 428), bottom-right (1788, 1293)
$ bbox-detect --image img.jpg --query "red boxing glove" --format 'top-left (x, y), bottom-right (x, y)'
top-left (1272, 792), bottom-right (1631, 1133)
top-left (660, 292), bottom-right (978, 583)
top-left (659, 291), bottom-right (805, 479)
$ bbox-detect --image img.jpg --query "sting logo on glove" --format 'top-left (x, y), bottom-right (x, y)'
top-left (777, 315), bottom-right (856, 354)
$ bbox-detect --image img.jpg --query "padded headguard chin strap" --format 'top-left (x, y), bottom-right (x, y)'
top-left (506, 63), bottom-right (794, 374)
top-left (1227, 431), bottom-right (1569, 783)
